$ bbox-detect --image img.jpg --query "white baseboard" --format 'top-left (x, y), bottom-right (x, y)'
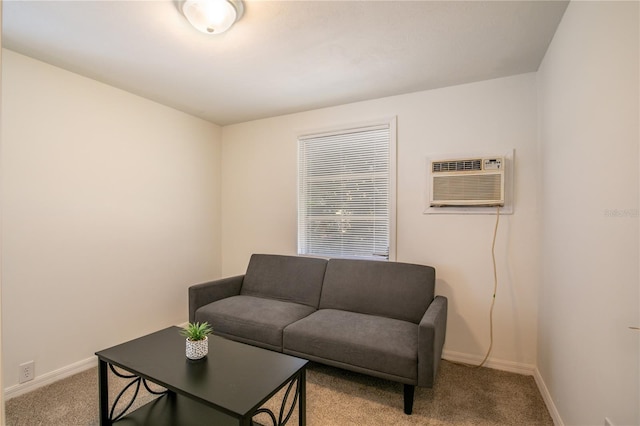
top-left (533, 367), bottom-right (564, 426)
top-left (4, 356), bottom-right (97, 401)
top-left (442, 350), bottom-right (536, 375)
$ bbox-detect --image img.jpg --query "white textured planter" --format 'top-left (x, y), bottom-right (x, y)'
top-left (185, 336), bottom-right (208, 360)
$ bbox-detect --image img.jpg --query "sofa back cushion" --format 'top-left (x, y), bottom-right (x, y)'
top-left (319, 259), bottom-right (435, 323)
top-left (241, 254), bottom-right (328, 308)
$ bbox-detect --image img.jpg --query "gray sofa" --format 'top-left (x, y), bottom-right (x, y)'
top-left (189, 254), bottom-right (447, 414)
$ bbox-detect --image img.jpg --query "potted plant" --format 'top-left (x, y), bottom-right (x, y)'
top-left (180, 321), bottom-right (213, 360)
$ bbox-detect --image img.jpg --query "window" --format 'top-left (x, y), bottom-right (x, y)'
top-left (297, 120), bottom-right (396, 260)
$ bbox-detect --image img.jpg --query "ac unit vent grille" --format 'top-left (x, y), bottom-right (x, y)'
top-left (432, 159), bottom-right (482, 173)
top-left (432, 174), bottom-right (502, 205)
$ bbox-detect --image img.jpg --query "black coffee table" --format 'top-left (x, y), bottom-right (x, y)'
top-left (95, 326), bottom-right (308, 425)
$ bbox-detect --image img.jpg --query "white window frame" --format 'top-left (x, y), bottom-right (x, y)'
top-left (297, 117), bottom-right (397, 261)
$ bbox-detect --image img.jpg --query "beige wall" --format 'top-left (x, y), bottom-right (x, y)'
top-left (537, 1), bottom-right (639, 425)
top-left (0, 2), bottom-right (5, 421)
top-left (221, 73), bottom-right (541, 368)
top-left (3, 4), bottom-right (637, 423)
top-left (1, 49), bottom-right (222, 391)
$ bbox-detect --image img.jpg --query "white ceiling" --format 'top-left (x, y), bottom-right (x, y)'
top-left (2, 0), bottom-right (569, 126)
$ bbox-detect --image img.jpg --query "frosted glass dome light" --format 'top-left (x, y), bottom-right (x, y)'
top-left (182, 0), bottom-right (243, 35)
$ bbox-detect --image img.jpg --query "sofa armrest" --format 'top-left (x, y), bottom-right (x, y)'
top-left (417, 295), bottom-right (448, 387)
top-left (188, 275), bottom-right (244, 322)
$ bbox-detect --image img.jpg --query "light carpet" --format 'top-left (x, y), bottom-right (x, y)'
top-left (6, 360), bottom-right (552, 425)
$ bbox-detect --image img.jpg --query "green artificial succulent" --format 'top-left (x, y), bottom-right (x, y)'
top-left (180, 321), bottom-right (213, 341)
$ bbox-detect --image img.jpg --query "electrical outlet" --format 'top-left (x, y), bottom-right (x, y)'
top-left (19, 361), bottom-right (35, 384)
top-left (605, 417), bottom-right (614, 426)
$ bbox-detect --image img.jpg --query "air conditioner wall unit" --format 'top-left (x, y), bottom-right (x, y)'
top-left (429, 157), bottom-right (505, 207)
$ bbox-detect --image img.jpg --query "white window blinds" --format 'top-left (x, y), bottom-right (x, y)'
top-left (298, 124), bottom-right (391, 260)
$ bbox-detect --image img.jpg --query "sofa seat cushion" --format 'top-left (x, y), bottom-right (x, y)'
top-left (283, 309), bottom-right (418, 382)
top-left (194, 295), bottom-right (316, 352)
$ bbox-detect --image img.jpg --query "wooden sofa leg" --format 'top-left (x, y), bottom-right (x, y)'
top-left (403, 384), bottom-right (415, 415)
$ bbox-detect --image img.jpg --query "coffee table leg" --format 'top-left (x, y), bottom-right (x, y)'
top-left (98, 359), bottom-right (111, 426)
top-left (251, 368), bottom-right (307, 426)
top-left (299, 369), bottom-right (306, 426)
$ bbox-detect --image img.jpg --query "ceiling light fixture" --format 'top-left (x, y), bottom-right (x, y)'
top-left (182, 0), bottom-right (244, 35)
